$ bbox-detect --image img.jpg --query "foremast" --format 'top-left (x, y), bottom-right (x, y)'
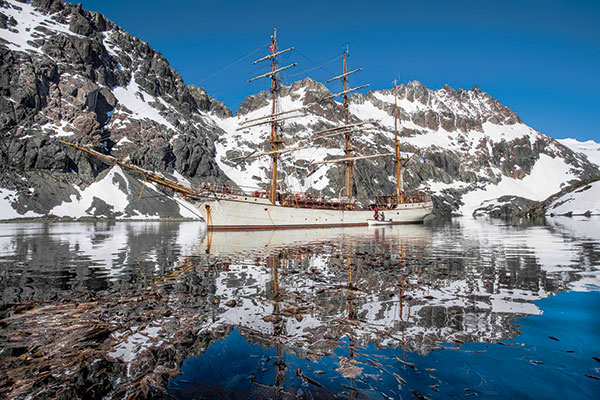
top-left (245, 29), bottom-right (297, 204)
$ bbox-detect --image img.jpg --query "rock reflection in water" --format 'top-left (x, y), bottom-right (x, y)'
top-left (0, 221), bottom-right (205, 306)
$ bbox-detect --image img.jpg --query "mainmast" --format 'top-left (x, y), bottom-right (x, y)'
top-left (245, 29), bottom-right (297, 204)
top-left (394, 80), bottom-right (403, 197)
top-left (325, 44), bottom-right (369, 199)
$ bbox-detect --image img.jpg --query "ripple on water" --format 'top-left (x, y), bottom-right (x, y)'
top-left (0, 217), bottom-right (599, 398)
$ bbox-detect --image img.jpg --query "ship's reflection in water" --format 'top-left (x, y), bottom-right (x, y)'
top-left (0, 219), bottom-right (598, 398)
top-left (170, 219), bottom-right (600, 399)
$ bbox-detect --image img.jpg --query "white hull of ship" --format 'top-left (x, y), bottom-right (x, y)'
top-left (367, 219), bottom-right (393, 226)
top-left (195, 193), bottom-right (433, 230)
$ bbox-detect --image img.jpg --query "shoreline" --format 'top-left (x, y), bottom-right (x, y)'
top-left (0, 216), bottom-right (204, 224)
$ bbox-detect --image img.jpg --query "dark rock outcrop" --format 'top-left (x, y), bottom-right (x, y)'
top-left (472, 195), bottom-right (537, 219)
top-left (0, 0), bottom-right (232, 218)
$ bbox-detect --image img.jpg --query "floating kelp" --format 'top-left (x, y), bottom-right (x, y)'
top-left (0, 286), bottom-right (215, 400)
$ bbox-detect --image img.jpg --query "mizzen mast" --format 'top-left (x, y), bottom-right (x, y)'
top-left (394, 80), bottom-right (402, 198)
top-left (393, 80), bottom-right (417, 200)
top-left (246, 28), bottom-right (297, 204)
top-left (344, 50), bottom-right (353, 198)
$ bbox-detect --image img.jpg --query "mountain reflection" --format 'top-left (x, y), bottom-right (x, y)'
top-left (1, 218), bottom-right (598, 357)
top-left (194, 221), bottom-right (592, 358)
top-left (0, 221), bottom-right (205, 305)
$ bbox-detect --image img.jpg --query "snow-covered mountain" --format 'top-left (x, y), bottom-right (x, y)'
top-left (547, 179), bottom-right (600, 216)
top-left (0, 0), bottom-right (231, 219)
top-left (509, 139), bottom-right (600, 218)
top-left (557, 138), bottom-right (600, 168)
top-left (210, 78), bottom-right (599, 217)
top-left (1, 0), bottom-right (598, 220)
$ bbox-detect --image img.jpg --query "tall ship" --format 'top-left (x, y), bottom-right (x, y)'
top-left (195, 29), bottom-right (433, 229)
top-left (60, 29), bottom-right (433, 229)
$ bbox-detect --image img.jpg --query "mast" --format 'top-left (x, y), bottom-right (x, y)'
top-left (343, 47), bottom-right (351, 198)
top-left (325, 44), bottom-right (369, 199)
top-left (270, 29), bottom-right (278, 205)
top-left (394, 80), bottom-right (403, 197)
top-left (247, 29), bottom-right (296, 205)
top-left (324, 53), bottom-right (416, 188)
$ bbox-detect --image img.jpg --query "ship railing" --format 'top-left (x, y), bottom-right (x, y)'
top-left (375, 191), bottom-right (432, 208)
top-left (279, 192), bottom-right (356, 210)
top-left (196, 181), bottom-right (269, 199)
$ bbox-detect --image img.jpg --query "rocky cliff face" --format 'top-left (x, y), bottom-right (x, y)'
top-left (1, 0), bottom-right (598, 220)
top-left (0, 0), bottom-right (230, 219)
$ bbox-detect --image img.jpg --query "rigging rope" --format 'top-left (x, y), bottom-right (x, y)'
top-left (198, 42), bottom-right (270, 84)
top-left (295, 49), bottom-right (339, 78)
top-left (287, 55), bottom-right (342, 78)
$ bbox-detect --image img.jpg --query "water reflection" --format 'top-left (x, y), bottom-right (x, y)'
top-left (194, 220), bottom-right (599, 357)
top-left (171, 218), bottom-right (600, 399)
top-left (0, 221), bottom-right (205, 305)
top-left (0, 218), bottom-right (598, 397)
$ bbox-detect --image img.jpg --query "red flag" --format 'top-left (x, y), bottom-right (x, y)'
top-left (269, 43), bottom-right (275, 54)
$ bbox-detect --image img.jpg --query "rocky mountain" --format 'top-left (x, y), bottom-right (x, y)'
top-left (0, 0), bottom-right (229, 219)
top-left (212, 78), bottom-right (600, 217)
top-left (1, 0), bottom-right (598, 221)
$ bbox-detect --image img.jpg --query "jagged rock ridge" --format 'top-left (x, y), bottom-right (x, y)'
top-left (1, 0), bottom-right (599, 220)
top-left (0, 0), bottom-right (231, 219)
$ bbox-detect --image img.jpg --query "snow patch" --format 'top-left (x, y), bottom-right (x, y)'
top-left (112, 76), bottom-right (177, 131)
top-left (50, 166), bottom-right (130, 218)
top-left (459, 154), bottom-right (576, 216)
top-left (0, 188), bottom-right (42, 220)
top-left (548, 180), bottom-right (600, 215)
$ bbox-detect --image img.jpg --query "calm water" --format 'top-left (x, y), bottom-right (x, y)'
top-left (0, 217), bottom-right (599, 398)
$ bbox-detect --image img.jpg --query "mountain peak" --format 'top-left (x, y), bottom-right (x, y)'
top-left (406, 80), bottom-right (424, 89)
top-left (442, 83), bottom-right (456, 94)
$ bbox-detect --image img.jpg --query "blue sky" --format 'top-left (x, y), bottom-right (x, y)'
top-left (80, 0), bottom-right (599, 142)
